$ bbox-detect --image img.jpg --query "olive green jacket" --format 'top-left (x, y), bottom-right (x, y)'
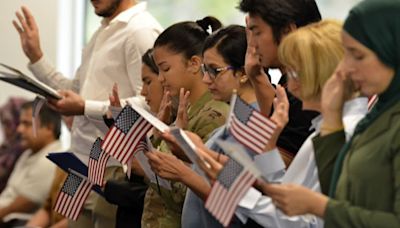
top-left (313, 101), bottom-right (400, 228)
top-left (141, 92), bottom-right (229, 228)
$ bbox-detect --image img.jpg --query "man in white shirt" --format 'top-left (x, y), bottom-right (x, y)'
top-left (0, 102), bottom-right (62, 225)
top-left (13, 0), bottom-right (163, 227)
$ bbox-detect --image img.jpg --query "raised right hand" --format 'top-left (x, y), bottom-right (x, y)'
top-left (13, 6), bottom-right (43, 63)
top-left (244, 16), bottom-right (265, 80)
top-left (265, 85), bottom-right (289, 151)
top-left (320, 61), bottom-right (355, 134)
top-left (157, 90), bottom-right (173, 124)
top-left (109, 83), bottom-right (122, 107)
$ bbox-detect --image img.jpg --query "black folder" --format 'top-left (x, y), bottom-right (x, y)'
top-left (0, 63), bottom-right (61, 99)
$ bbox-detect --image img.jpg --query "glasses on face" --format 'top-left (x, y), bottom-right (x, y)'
top-left (201, 64), bottom-right (235, 80)
top-left (286, 69), bottom-right (299, 80)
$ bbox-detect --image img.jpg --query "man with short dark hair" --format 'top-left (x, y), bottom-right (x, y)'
top-left (232, 0), bottom-right (322, 227)
top-left (239, 0), bottom-right (321, 163)
top-left (0, 102), bottom-right (62, 225)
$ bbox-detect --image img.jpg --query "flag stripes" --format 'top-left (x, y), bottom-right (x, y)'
top-left (54, 172), bottom-right (93, 221)
top-left (228, 95), bottom-right (277, 154)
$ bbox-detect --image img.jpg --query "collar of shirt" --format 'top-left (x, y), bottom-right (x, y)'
top-left (309, 114), bottom-right (322, 132)
top-left (23, 140), bottom-right (62, 165)
top-left (343, 97), bottom-right (369, 116)
top-left (101, 2), bottom-right (147, 26)
top-left (308, 97), bottom-right (368, 132)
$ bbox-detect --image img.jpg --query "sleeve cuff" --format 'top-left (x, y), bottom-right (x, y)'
top-left (254, 148), bottom-right (286, 181)
top-left (27, 55), bottom-right (54, 78)
top-left (323, 199), bottom-right (342, 224)
top-left (84, 100), bottom-right (109, 120)
top-left (238, 187), bottom-right (262, 210)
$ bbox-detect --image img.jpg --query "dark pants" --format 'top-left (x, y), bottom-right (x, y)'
top-left (104, 174), bottom-right (148, 228)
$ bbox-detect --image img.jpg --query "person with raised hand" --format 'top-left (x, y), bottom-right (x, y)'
top-left (239, 0), bottom-right (322, 164)
top-left (13, 1), bottom-right (162, 227)
top-left (142, 17), bottom-right (230, 228)
top-left (263, 1), bottom-right (400, 227)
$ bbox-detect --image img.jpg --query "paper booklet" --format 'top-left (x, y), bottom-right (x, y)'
top-left (127, 100), bottom-right (169, 133)
top-left (169, 127), bottom-right (201, 165)
top-left (47, 152), bottom-right (104, 196)
top-left (135, 135), bottom-right (172, 190)
top-left (0, 63), bottom-right (62, 99)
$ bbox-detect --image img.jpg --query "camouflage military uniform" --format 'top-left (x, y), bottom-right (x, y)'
top-left (141, 92), bottom-right (229, 227)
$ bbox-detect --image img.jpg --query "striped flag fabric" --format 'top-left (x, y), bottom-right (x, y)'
top-left (368, 94), bottom-right (378, 110)
top-left (205, 159), bottom-right (257, 227)
top-left (126, 137), bottom-right (149, 179)
top-left (102, 105), bottom-right (153, 164)
top-left (54, 172), bottom-right (93, 221)
top-left (228, 94), bottom-right (277, 154)
top-left (88, 138), bottom-right (110, 185)
top-left (136, 137), bottom-right (150, 154)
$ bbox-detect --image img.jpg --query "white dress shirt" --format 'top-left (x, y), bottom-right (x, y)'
top-left (235, 97), bottom-right (368, 227)
top-left (28, 2), bottom-right (162, 165)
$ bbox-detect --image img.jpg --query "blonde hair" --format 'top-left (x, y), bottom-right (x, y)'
top-left (278, 19), bottom-right (344, 100)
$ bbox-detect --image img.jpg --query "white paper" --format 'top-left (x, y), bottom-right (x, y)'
top-left (0, 63), bottom-right (62, 99)
top-left (135, 150), bottom-right (172, 190)
top-left (128, 101), bottom-right (169, 132)
top-left (169, 127), bottom-right (200, 165)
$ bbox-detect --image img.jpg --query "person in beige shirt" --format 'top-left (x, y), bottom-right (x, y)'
top-left (0, 102), bottom-right (62, 226)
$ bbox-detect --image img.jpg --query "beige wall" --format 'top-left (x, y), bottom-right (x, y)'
top-left (0, 0), bottom-right (82, 149)
top-left (0, 0), bottom-right (59, 105)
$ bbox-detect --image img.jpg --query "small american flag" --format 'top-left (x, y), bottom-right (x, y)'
top-left (228, 94), bottom-right (277, 154)
top-left (126, 137), bottom-right (149, 179)
top-left (88, 138), bottom-right (110, 185)
top-left (368, 94), bottom-right (378, 110)
top-left (54, 172), bottom-right (93, 221)
top-left (102, 106), bottom-right (153, 164)
top-left (136, 137), bottom-right (149, 154)
top-left (205, 159), bottom-right (256, 227)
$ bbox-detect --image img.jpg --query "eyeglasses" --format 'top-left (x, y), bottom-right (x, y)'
top-left (201, 64), bottom-right (235, 80)
top-left (286, 69), bottom-right (299, 80)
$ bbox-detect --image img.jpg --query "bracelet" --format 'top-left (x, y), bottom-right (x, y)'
top-left (320, 124), bottom-right (344, 133)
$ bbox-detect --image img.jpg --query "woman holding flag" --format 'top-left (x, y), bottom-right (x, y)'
top-left (263, 1), bottom-right (400, 227)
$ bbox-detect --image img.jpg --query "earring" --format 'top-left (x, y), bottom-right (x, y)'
top-left (239, 77), bottom-right (248, 84)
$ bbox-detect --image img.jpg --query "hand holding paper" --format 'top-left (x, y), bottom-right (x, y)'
top-left (260, 183), bottom-right (328, 217)
top-left (47, 90), bottom-right (85, 115)
top-left (146, 150), bottom-right (191, 182)
top-left (134, 136), bottom-right (171, 190)
top-left (195, 147), bottom-right (223, 183)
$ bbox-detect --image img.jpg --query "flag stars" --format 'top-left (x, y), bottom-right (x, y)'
top-left (115, 107), bottom-right (141, 134)
top-left (62, 173), bottom-right (82, 196)
top-left (218, 159), bottom-right (244, 189)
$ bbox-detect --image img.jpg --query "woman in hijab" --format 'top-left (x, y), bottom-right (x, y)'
top-left (0, 97), bottom-right (27, 192)
top-left (261, 0), bottom-right (400, 227)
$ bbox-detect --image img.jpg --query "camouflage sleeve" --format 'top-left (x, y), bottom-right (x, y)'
top-left (188, 105), bottom-right (229, 142)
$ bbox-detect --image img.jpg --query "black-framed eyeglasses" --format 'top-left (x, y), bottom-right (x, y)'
top-left (201, 64), bottom-right (235, 80)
